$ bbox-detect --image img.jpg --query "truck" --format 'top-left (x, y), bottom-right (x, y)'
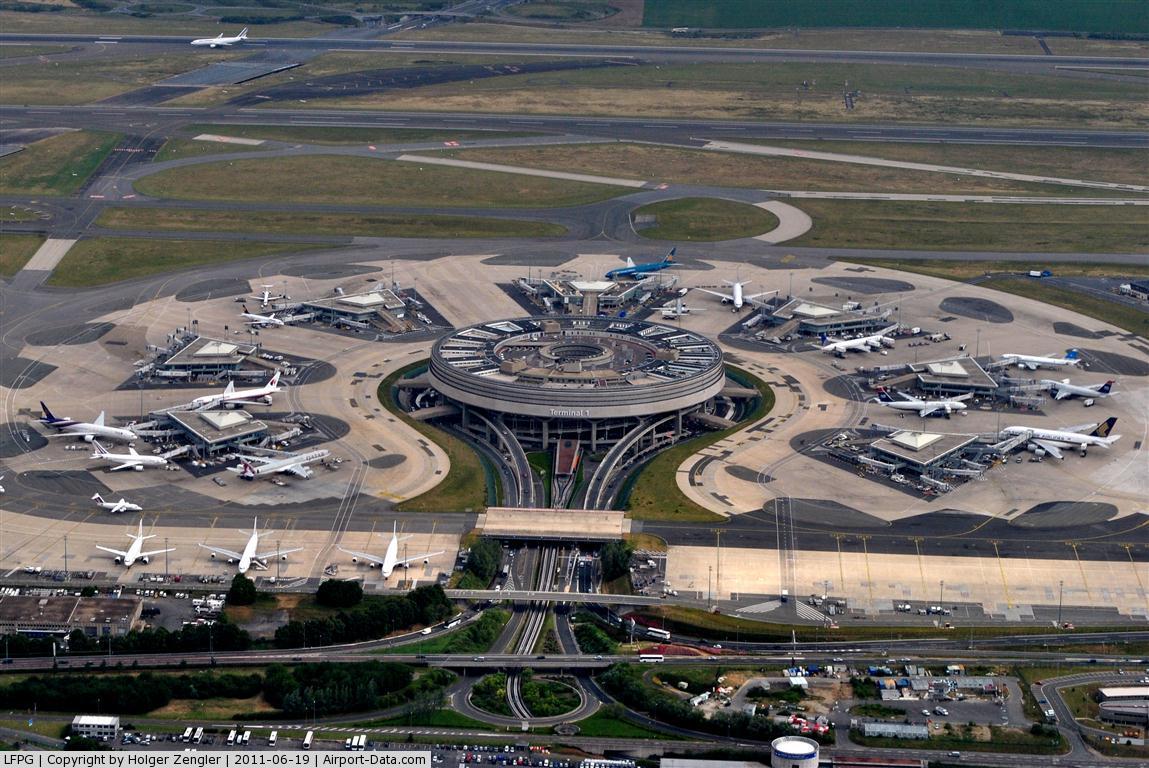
top-left (781, 589), bottom-right (789, 603)
top-left (1028, 270), bottom-right (1053, 278)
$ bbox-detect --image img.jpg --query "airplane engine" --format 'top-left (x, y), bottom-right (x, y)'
top-left (351, 556), bottom-right (359, 563)
top-left (1026, 444), bottom-right (1044, 455)
top-left (260, 396), bottom-right (273, 405)
top-left (1080, 446), bottom-right (1088, 456)
top-left (114, 556), bottom-right (124, 564)
top-left (133, 465), bottom-right (144, 471)
top-left (228, 558), bottom-right (236, 564)
top-left (280, 554), bottom-right (288, 561)
top-left (141, 556), bottom-right (150, 565)
top-left (368, 563), bottom-right (378, 569)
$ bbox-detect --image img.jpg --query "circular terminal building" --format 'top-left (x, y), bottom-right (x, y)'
top-left (422, 316), bottom-right (731, 451)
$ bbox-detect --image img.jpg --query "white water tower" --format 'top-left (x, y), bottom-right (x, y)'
top-left (770, 736), bottom-right (819, 768)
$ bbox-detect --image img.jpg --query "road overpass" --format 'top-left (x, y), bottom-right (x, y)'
top-left (446, 589), bottom-right (662, 604)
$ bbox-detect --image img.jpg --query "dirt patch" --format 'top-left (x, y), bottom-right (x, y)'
top-left (600, 0), bottom-right (644, 26)
top-left (148, 694), bottom-right (277, 720)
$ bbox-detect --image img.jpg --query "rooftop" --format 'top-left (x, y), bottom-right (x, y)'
top-left (872, 431), bottom-right (978, 467)
top-left (910, 355), bottom-right (997, 389)
top-left (1099, 686), bottom-right (1149, 700)
top-left (165, 336), bottom-right (255, 368)
top-left (0, 596), bottom-right (141, 626)
top-left (168, 409), bottom-right (267, 444)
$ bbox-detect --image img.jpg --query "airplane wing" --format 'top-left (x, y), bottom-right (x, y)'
top-left (695, 288), bottom-right (734, 302)
top-left (139, 547), bottom-right (176, 559)
top-left (337, 547), bottom-right (387, 567)
top-left (918, 404), bottom-right (942, 418)
top-left (1053, 388), bottom-right (1072, 400)
top-left (284, 464), bottom-right (314, 479)
top-left (232, 454), bottom-right (274, 465)
top-left (95, 546), bottom-right (130, 558)
top-left (47, 432), bottom-right (91, 439)
top-left (198, 543), bottom-right (244, 560)
top-left (1030, 440), bottom-right (1064, 459)
top-left (393, 550), bottom-right (446, 568)
top-left (110, 501), bottom-right (128, 514)
top-left (1065, 422), bottom-right (1099, 434)
top-left (255, 546), bottom-right (303, 561)
top-left (109, 460), bottom-right (143, 471)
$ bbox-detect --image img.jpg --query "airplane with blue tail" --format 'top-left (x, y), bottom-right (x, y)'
top-left (605, 248), bottom-right (676, 280)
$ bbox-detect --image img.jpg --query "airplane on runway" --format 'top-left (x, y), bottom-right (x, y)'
top-left (191, 27), bottom-right (249, 48)
top-left (228, 448), bottom-right (329, 480)
top-left (605, 248), bottom-right (676, 280)
top-left (96, 520), bottom-right (174, 568)
top-left (659, 297), bottom-right (705, 318)
top-left (91, 493), bottom-right (142, 514)
top-left (1042, 378), bottom-right (1115, 401)
top-left (190, 371), bottom-right (283, 410)
top-left (874, 388), bottom-right (970, 418)
top-left (999, 417), bottom-right (1121, 459)
top-left (40, 402), bottom-right (137, 443)
top-left (815, 326), bottom-right (898, 357)
top-left (199, 518), bottom-right (302, 574)
top-left (1000, 349), bottom-right (1081, 371)
top-left (251, 285), bottom-right (287, 308)
top-left (240, 305), bottom-right (285, 327)
top-left (695, 279), bottom-right (777, 312)
top-left (90, 441), bottom-right (168, 472)
top-left (339, 521), bottom-right (444, 578)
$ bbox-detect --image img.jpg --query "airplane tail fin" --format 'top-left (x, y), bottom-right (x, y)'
top-left (1098, 380), bottom-right (1114, 394)
top-left (239, 26), bottom-right (249, 38)
top-left (39, 401), bottom-right (60, 423)
top-left (875, 387), bottom-right (895, 403)
top-left (92, 493), bottom-right (105, 504)
top-left (223, 381), bottom-right (235, 395)
top-left (624, 257), bottom-right (636, 268)
top-left (664, 247), bottom-right (676, 263)
top-left (92, 440), bottom-right (108, 455)
top-left (94, 411), bottom-right (106, 427)
top-left (819, 332), bottom-right (828, 346)
top-left (269, 371), bottom-right (281, 388)
top-left (1090, 417), bottom-right (1118, 438)
top-left (1065, 349), bottom-right (1080, 361)
top-left (241, 461), bottom-right (256, 478)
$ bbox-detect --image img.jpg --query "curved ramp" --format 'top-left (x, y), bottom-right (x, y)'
top-left (753, 201), bottom-right (812, 243)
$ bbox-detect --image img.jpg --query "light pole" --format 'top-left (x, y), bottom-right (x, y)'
top-left (707, 565), bottom-right (713, 610)
top-left (63, 535), bottom-right (68, 579)
top-left (165, 538), bottom-right (169, 583)
top-left (1057, 580), bottom-right (1064, 627)
top-left (939, 579), bottom-right (944, 606)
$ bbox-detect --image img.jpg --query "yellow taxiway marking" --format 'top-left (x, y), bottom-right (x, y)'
top-left (992, 541), bottom-right (1014, 609)
top-left (1068, 543), bottom-right (1093, 602)
top-left (860, 536), bottom-right (874, 606)
top-left (1125, 545), bottom-right (1147, 607)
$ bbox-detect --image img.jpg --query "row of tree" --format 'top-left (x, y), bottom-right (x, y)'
top-left (458, 538), bottom-right (503, 589)
top-left (273, 584), bottom-right (452, 648)
top-left (0, 670), bottom-right (263, 715)
top-left (63, 619), bottom-right (251, 656)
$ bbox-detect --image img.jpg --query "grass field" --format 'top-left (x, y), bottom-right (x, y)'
top-left (0, 51), bottom-right (247, 104)
top-left (0, 44), bottom-right (70, 58)
top-left (840, 258), bottom-right (1149, 281)
top-left (45, 238), bottom-right (324, 287)
top-left (987, 277), bottom-right (1149, 336)
top-left (147, 694), bottom-right (277, 721)
top-left (0, 234), bottom-right (44, 276)
top-left (153, 138), bottom-right (273, 163)
top-left (451, 143), bottom-right (1112, 197)
top-left (634, 198), bottom-right (777, 241)
top-left (571, 708), bottom-right (677, 739)
top-left (641, 0), bottom-right (1148, 34)
top-left (97, 208), bottom-right (567, 239)
top-left (320, 60), bottom-right (1149, 128)
top-left (181, 124), bottom-right (538, 146)
top-left (135, 156), bottom-right (623, 208)
top-left (788, 200), bottom-right (1149, 253)
top-left (378, 364), bottom-right (488, 513)
top-left (0, 131), bottom-right (119, 195)
top-left (370, 709), bottom-right (491, 730)
top-left (0, 10), bottom-right (329, 36)
top-left (0, 718), bottom-right (65, 740)
top-left (624, 366), bottom-right (774, 523)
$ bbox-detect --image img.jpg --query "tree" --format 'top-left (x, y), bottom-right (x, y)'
top-left (600, 540), bottom-right (634, 582)
top-left (316, 579), bottom-right (363, 609)
top-left (226, 574), bottom-right (256, 606)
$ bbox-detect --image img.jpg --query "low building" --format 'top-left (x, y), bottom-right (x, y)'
top-left (861, 722), bottom-right (929, 740)
top-left (870, 430), bottom-right (979, 476)
top-left (301, 289), bottom-right (409, 331)
top-left (71, 715), bottom-right (120, 741)
top-left (765, 298), bottom-right (893, 337)
top-left (160, 336), bottom-right (257, 378)
top-left (909, 355), bottom-right (997, 396)
top-left (166, 409), bottom-right (268, 456)
top-left (1099, 700), bottom-right (1149, 727)
top-left (0, 596), bottom-right (142, 637)
top-left (1098, 686), bottom-right (1149, 702)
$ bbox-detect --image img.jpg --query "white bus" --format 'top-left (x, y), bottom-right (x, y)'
top-left (192, 727), bottom-right (204, 744)
top-left (241, 731), bottom-right (251, 746)
top-left (646, 628), bottom-right (671, 641)
top-left (353, 734), bottom-right (366, 751)
top-left (226, 730), bottom-right (237, 746)
top-left (302, 731), bottom-right (314, 751)
top-left (181, 728), bottom-right (194, 743)
top-left (268, 731), bottom-right (278, 747)
top-left (639, 654), bottom-right (664, 663)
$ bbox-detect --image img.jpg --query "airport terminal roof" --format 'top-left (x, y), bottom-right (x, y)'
top-left (910, 355), bottom-right (997, 390)
top-left (303, 289), bottom-right (405, 314)
top-left (1099, 686), bottom-right (1149, 700)
top-left (872, 430), bottom-right (977, 468)
top-left (168, 409), bottom-right (267, 445)
top-left (165, 336), bottom-right (256, 368)
top-left (0, 596), bottom-right (141, 630)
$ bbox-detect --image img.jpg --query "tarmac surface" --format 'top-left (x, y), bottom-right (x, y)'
top-left (938, 296), bottom-right (1015, 324)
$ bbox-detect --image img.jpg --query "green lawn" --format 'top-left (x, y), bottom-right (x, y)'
top-left (522, 675), bottom-right (580, 718)
top-left (135, 156), bottom-right (624, 209)
top-left (182, 124), bottom-right (540, 146)
top-left (624, 366), bottom-right (774, 523)
top-left (0, 234), bottom-right (44, 276)
top-left (378, 363), bottom-right (489, 513)
top-left (98, 207), bottom-right (566, 239)
top-left (373, 610), bottom-right (510, 656)
top-left (153, 138), bottom-right (272, 163)
top-left (641, 0), bottom-right (1148, 34)
top-left (635, 198), bottom-right (777, 241)
top-left (367, 709), bottom-right (491, 730)
top-left (0, 10), bottom-right (330, 36)
top-left (789, 200), bottom-right (1149, 253)
top-left (0, 131), bottom-right (119, 195)
top-left (980, 277), bottom-right (1149, 337)
top-left (0, 44), bottom-right (70, 58)
top-left (471, 673), bottom-right (512, 716)
top-left (45, 238), bottom-right (324, 287)
top-left (571, 708), bottom-right (677, 739)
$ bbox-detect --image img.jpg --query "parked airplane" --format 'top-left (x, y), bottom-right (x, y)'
top-left (96, 520), bottom-right (174, 567)
top-left (190, 371), bottom-right (282, 410)
top-left (0, 476), bottom-right (4, 494)
top-left (1001, 349), bottom-right (1080, 371)
top-left (815, 326), bottom-right (898, 356)
top-left (91, 493), bottom-right (142, 514)
top-left (251, 285), bottom-right (287, 308)
top-left (874, 388), bottom-right (970, 418)
top-left (228, 448), bottom-right (330, 480)
top-left (1043, 378), bottom-right (1115, 401)
top-left (40, 402), bottom-right (137, 443)
top-left (999, 417), bottom-right (1121, 459)
top-left (199, 518), bottom-right (302, 574)
top-left (90, 441), bottom-right (167, 471)
top-left (659, 297), bottom-right (705, 318)
top-left (191, 27), bottom-right (249, 47)
top-left (339, 521), bottom-right (445, 578)
top-left (605, 248), bottom-right (676, 280)
top-left (696, 280), bottom-right (777, 312)
top-left (240, 305), bottom-right (285, 327)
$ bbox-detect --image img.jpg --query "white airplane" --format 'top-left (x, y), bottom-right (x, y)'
top-left (40, 401), bottom-right (137, 443)
top-left (874, 388), bottom-right (971, 418)
top-left (339, 521), bottom-right (445, 578)
top-left (190, 371), bottom-right (282, 410)
top-left (0, 475), bottom-right (4, 494)
top-left (659, 297), bottom-right (705, 318)
top-left (251, 285), bottom-right (287, 308)
top-left (696, 280), bottom-right (778, 312)
top-left (90, 441), bottom-right (168, 472)
top-left (815, 326), bottom-right (898, 356)
top-left (91, 492), bottom-right (142, 514)
top-left (191, 27), bottom-right (249, 48)
top-left (199, 518), bottom-right (302, 574)
top-left (96, 520), bottom-right (174, 568)
top-left (228, 448), bottom-right (330, 480)
top-left (999, 417), bottom-right (1121, 459)
top-left (240, 305), bottom-right (285, 327)
top-left (1000, 349), bottom-right (1080, 371)
top-left (1042, 378), bottom-right (1115, 401)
